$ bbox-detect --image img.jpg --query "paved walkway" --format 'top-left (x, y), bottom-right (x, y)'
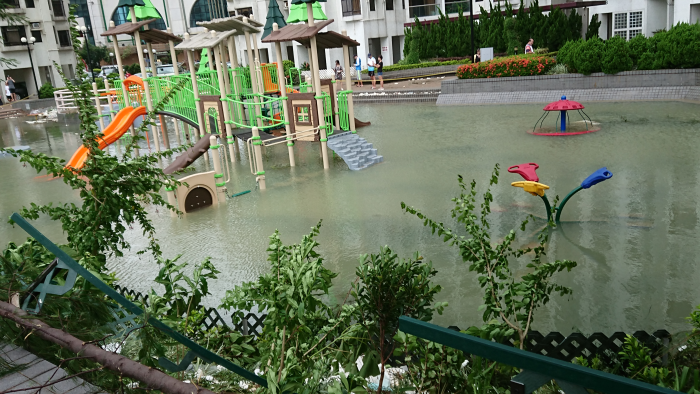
top-left (350, 75), bottom-right (455, 92)
top-left (0, 343), bottom-right (104, 394)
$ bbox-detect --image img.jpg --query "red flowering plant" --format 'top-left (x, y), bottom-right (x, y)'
top-left (456, 55), bottom-right (556, 79)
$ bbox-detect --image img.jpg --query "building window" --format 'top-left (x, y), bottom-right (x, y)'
top-left (189, 0), bottom-right (228, 28)
top-left (386, 0), bottom-right (393, 11)
top-left (613, 11), bottom-right (642, 40)
top-left (236, 7), bottom-right (253, 17)
top-left (51, 0), bottom-right (66, 17)
top-left (369, 0), bottom-right (375, 11)
top-left (31, 30), bottom-right (42, 42)
top-left (112, 5), bottom-right (167, 30)
top-left (25, 0), bottom-right (35, 7)
top-left (57, 30), bottom-right (71, 47)
top-left (445, 0), bottom-right (469, 14)
top-left (342, 0), bottom-right (361, 16)
top-left (1, 26), bottom-right (26, 46)
top-left (5, 0), bottom-right (20, 7)
top-left (408, 0), bottom-right (438, 18)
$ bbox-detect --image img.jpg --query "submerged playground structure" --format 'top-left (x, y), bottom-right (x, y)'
top-left (59, 0), bottom-right (380, 213)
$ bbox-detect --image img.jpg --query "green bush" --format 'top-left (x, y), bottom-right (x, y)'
top-left (38, 82), bottom-right (57, 99)
top-left (601, 35), bottom-right (633, 74)
top-left (457, 55), bottom-right (556, 79)
top-left (653, 22), bottom-right (700, 69)
top-left (628, 33), bottom-right (649, 65)
top-left (556, 38), bottom-right (583, 71)
top-left (574, 38), bottom-right (604, 75)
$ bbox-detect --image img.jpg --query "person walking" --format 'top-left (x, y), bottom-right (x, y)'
top-left (354, 55), bottom-right (363, 87)
top-left (367, 53), bottom-right (376, 89)
top-left (334, 60), bottom-right (344, 91)
top-left (474, 49), bottom-right (481, 63)
top-left (525, 39), bottom-right (534, 54)
top-left (376, 55), bottom-right (384, 90)
top-left (7, 76), bottom-right (16, 101)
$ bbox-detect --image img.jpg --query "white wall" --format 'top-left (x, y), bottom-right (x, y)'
top-left (675, 0), bottom-right (700, 24)
top-left (587, 0), bottom-right (666, 38)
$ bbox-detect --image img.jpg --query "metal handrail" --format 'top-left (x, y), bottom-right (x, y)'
top-left (245, 127), bottom-right (319, 175)
top-left (399, 316), bottom-right (681, 394)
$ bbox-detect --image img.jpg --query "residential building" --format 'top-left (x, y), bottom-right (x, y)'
top-left (0, 0), bottom-right (76, 98)
top-left (69, 0), bottom-right (700, 75)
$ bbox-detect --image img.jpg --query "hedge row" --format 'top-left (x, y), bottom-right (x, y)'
top-left (557, 22), bottom-right (700, 75)
top-left (361, 58), bottom-right (470, 75)
top-left (456, 55), bottom-right (556, 79)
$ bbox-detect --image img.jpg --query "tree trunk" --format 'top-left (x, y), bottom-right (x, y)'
top-left (0, 301), bottom-right (216, 394)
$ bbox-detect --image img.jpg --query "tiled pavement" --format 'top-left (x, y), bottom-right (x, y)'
top-left (0, 343), bottom-right (105, 394)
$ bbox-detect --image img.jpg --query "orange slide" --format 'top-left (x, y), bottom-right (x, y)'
top-left (65, 106), bottom-right (147, 170)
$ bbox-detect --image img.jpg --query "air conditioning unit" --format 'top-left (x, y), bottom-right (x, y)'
top-left (283, 1), bottom-right (288, 9)
top-left (30, 22), bottom-right (42, 30)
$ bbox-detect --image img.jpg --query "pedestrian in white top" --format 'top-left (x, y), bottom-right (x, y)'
top-left (525, 38), bottom-right (534, 54)
top-left (367, 53), bottom-right (377, 89)
top-left (4, 85), bottom-right (10, 103)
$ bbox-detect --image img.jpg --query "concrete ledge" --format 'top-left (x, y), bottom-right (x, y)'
top-left (442, 68), bottom-right (700, 95)
top-left (436, 86), bottom-right (700, 106)
top-left (378, 64), bottom-right (462, 81)
top-left (354, 90), bottom-right (440, 103)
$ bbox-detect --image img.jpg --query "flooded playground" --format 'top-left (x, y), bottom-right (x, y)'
top-left (2, 101), bottom-right (700, 334)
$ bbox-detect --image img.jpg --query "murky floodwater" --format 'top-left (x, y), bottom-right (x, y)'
top-left (2, 101), bottom-right (700, 334)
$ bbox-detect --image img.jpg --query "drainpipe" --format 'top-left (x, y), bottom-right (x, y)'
top-left (666, 0), bottom-right (674, 31)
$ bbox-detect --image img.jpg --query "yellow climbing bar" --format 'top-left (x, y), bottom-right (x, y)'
top-left (511, 181), bottom-right (550, 197)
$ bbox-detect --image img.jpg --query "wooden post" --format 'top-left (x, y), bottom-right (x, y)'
top-left (252, 126), bottom-right (265, 189)
top-left (213, 39), bottom-right (236, 164)
top-left (273, 23), bottom-right (294, 167)
top-left (243, 23), bottom-right (263, 129)
top-left (131, 8), bottom-right (161, 152)
top-left (185, 34), bottom-right (204, 142)
top-left (110, 23), bottom-right (137, 155)
top-left (168, 29), bottom-right (182, 146)
top-left (306, 4), bottom-right (329, 169)
top-left (147, 41), bottom-right (170, 150)
top-left (227, 36), bottom-right (242, 157)
top-left (342, 30), bottom-right (356, 133)
top-left (92, 82), bottom-right (105, 132)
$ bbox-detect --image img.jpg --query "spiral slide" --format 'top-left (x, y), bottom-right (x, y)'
top-left (65, 106), bottom-right (147, 170)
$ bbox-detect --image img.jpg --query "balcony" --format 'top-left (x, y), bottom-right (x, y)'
top-left (4, 0), bottom-right (26, 13)
top-left (445, 0), bottom-right (470, 14)
top-left (409, 3), bottom-right (439, 18)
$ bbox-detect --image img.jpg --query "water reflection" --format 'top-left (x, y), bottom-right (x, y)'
top-left (1, 102), bottom-right (700, 334)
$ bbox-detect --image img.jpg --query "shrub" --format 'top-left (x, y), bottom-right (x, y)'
top-left (361, 58), bottom-right (470, 74)
top-left (556, 38), bottom-right (582, 71)
top-left (456, 55), bottom-right (555, 79)
top-left (653, 22), bottom-right (700, 69)
top-left (601, 35), bottom-right (633, 74)
top-left (546, 63), bottom-right (569, 75)
top-left (573, 38), bottom-right (604, 75)
top-left (38, 82), bottom-right (57, 99)
top-left (628, 33), bottom-right (649, 65)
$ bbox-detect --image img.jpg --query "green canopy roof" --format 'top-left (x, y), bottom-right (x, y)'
top-left (117, 0), bottom-right (145, 7)
top-left (290, 0), bottom-right (326, 3)
top-left (127, 0), bottom-right (161, 21)
top-left (198, 48), bottom-right (210, 73)
top-left (263, 0), bottom-right (287, 39)
top-left (286, 2), bottom-right (327, 23)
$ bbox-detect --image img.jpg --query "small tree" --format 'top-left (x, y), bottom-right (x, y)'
top-left (401, 165), bottom-right (577, 349)
top-left (568, 8), bottom-right (583, 41)
top-left (574, 37), bottom-right (604, 75)
top-left (352, 247), bottom-right (446, 393)
top-left (78, 41), bottom-right (110, 71)
top-left (586, 14), bottom-right (602, 40)
top-left (601, 35), bottom-right (634, 74)
top-left (546, 7), bottom-right (570, 51)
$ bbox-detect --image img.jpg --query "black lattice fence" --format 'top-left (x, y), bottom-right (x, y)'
top-left (113, 284), bottom-right (267, 336)
top-left (447, 325), bottom-right (672, 367)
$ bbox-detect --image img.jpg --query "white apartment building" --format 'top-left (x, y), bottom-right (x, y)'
top-left (54, 0), bottom-right (700, 76)
top-left (0, 0), bottom-right (77, 98)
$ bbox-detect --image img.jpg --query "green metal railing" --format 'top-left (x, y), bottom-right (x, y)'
top-left (225, 92), bottom-right (287, 131)
top-left (337, 90), bottom-right (352, 131)
top-left (399, 316), bottom-right (681, 394)
top-left (146, 76), bottom-right (199, 126)
top-left (195, 70), bottom-right (220, 95)
top-left (10, 212), bottom-right (267, 387)
top-left (319, 92), bottom-right (334, 136)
